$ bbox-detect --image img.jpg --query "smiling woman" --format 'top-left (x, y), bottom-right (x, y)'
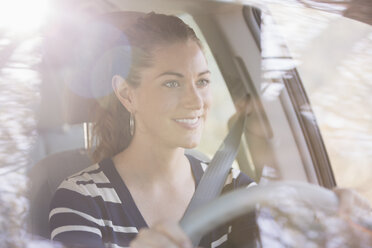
top-left (109, 40), bottom-right (211, 158)
top-left (48, 11), bottom-right (258, 248)
top-left (90, 12), bottom-right (211, 162)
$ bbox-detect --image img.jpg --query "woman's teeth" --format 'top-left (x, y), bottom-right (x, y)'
top-left (175, 117), bottom-right (199, 124)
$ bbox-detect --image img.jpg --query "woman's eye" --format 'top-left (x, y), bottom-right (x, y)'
top-left (196, 79), bottom-right (210, 88)
top-left (163, 81), bottom-right (180, 88)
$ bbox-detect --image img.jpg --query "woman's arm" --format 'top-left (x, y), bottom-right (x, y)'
top-left (49, 179), bottom-right (105, 248)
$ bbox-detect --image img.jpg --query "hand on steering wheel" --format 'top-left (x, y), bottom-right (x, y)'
top-left (180, 181), bottom-right (372, 247)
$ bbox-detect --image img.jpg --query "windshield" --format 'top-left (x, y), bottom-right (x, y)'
top-left (266, 2), bottom-right (372, 204)
top-left (0, 0), bottom-right (371, 247)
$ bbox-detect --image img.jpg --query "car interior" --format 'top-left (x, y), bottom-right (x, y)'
top-left (21, 0), bottom-right (371, 246)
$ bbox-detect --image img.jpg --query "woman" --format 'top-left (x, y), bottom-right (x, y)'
top-left (49, 12), bottom-right (258, 248)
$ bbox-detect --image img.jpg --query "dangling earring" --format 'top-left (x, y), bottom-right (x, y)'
top-left (129, 112), bottom-right (135, 136)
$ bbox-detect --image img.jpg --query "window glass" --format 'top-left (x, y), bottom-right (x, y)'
top-left (269, 4), bottom-right (372, 203)
top-left (179, 14), bottom-right (237, 158)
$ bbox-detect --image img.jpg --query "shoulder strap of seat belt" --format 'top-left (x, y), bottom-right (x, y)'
top-left (180, 113), bottom-right (247, 246)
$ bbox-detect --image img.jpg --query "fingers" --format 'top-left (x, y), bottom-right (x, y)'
top-left (228, 94), bottom-right (253, 127)
top-left (235, 94), bottom-right (252, 115)
top-left (333, 187), bottom-right (372, 216)
top-left (129, 221), bottom-right (193, 248)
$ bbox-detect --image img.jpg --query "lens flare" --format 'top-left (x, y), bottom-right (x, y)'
top-left (0, 0), bottom-right (48, 33)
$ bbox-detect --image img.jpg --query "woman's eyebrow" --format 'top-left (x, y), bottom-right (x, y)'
top-left (156, 70), bottom-right (211, 79)
top-left (156, 71), bottom-right (184, 78)
top-left (198, 70), bottom-right (211, 76)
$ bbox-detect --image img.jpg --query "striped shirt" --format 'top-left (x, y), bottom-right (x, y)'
top-left (49, 154), bottom-right (258, 248)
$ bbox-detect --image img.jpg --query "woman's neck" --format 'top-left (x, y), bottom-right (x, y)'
top-left (113, 134), bottom-right (190, 185)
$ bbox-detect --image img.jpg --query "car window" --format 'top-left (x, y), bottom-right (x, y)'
top-left (268, 3), bottom-right (372, 203)
top-left (179, 14), bottom-right (239, 161)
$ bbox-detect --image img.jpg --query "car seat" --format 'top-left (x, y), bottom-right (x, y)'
top-left (28, 149), bottom-right (93, 239)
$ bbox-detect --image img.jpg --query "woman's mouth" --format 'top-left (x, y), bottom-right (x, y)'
top-left (174, 117), bottom-right (201, 129)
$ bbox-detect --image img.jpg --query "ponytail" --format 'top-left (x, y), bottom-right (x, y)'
top-left (91, 12), bottom-right (202, 162)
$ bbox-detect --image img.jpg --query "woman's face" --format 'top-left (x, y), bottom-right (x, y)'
top-left (130, 40), bottom-right (212, 149)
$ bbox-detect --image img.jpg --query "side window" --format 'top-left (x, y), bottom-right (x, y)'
top-left (179, 15), bottom-right (236, 157)
top-left (180, 14), bottom-right (260, 179)
top-left (270, 5), bottom-right (372, 203)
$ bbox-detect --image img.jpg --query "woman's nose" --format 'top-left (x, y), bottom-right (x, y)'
top-left (183, 84), bottom-right (203, 110)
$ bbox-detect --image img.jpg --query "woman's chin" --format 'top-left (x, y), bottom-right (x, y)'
top-left (179, 137), bottom-right (201, 149)
top-left (182, 142), bottom-right (199, 149)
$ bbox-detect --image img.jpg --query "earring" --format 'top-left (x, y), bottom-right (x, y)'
top-left (129, 112), bottom-right (135, 136)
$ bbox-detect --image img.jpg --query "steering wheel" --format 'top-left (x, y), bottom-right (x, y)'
top-left (180, 181), bottom-right (371, 247)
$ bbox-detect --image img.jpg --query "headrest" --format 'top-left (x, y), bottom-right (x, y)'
top-left (40, 11), bottom-right (146, 127)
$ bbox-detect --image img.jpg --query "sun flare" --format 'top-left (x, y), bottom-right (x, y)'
top-left (0, 0), bottom-right (48, 34)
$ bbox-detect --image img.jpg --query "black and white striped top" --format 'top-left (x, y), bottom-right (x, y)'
top-left (49, 155), bottom-right (258, 248)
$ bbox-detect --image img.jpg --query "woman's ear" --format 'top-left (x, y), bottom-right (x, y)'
top-left (112, 75), bottom-right (136, 112)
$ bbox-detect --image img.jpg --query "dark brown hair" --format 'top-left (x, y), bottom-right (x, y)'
top-left (92, 12), bottom-right (202, 162)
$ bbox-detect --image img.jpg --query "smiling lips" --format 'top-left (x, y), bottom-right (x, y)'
top-left (174, 116), bottom-right (202, 129)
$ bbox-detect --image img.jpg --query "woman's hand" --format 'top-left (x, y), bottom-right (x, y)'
top-left (130, 221), bottom-right (193, 248)
top-left (333, 187), bottom-right (372, 216)
top-left (333, 187), bottom-right (372, 231)
top-left (228, 94), bottom-right (253, 128)
top-left (235, 94), bottom-right (252, 116)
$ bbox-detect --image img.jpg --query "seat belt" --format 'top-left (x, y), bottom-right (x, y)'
top-left (180, 112), bottom-right (247, 246)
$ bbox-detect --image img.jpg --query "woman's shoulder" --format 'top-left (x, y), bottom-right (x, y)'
top-left (57, 163), bottom-right (103, 190)
top-left (52, 159), bottom-right (124, 205)
top-left (53, 161), bottom-right (117, 202)
top-left (68, 163), bottom-right (101, 178)
top-left (49, 163), bottom-right (105, 222)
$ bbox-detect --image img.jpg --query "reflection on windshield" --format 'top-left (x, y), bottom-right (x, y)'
top-left (0, 0), bottom-right (371, 247)
top-left (265, 3), bottom-right (372, 204)
top-left (258, 195), bottom-right (372, 247)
